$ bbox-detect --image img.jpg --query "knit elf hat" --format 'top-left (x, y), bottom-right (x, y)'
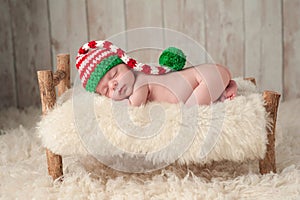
top-left (76, 40), bottom-right (186, 92)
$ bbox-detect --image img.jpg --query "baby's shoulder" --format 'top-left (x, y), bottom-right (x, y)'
top-left (133, 72), bottom-right (150, 89)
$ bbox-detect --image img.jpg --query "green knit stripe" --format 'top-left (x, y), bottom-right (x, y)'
top-left (85, 55), bottom-right (123, 92)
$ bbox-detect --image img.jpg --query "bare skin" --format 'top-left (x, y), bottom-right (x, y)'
top-left (96, 63), bottom-right (237, 106)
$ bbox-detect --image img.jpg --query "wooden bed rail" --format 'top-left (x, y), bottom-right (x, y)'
top-left (37, 54), bottom-right (70, 180)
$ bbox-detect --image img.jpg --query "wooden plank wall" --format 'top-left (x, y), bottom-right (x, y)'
top-left (0, 0), bottom-right (16, 108)
top-left (0, 0), bottom-right (299, 109)
top-left (245, 0), bottom-right (283, 95)
top-left (283, 0), bottom-right (300, 100)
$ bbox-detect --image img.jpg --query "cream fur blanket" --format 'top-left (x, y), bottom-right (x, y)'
top-left (37, 78), bottom-right (267, 169)
top-left (2, 98), bottom-right (300, 200)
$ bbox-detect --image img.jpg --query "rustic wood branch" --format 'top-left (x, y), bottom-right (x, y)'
top-left (37, 70), bottom-right (63, 180)
top-left (259, 91), bottom-right (281, 174)
top-left (243, 78), bottom-right (281, 174)
top-left (53, 70), bottom-right (66, 86)
top-left (37, 54), bottom-right (70, 180)
top-left (244, 77), bottom-right (256, 85)
top-left (56, 54), bottom-right (71, 96)
top-left (45, 149), bottom-right (63, 180)
top-left (37, 70), bottom-right (56, 114)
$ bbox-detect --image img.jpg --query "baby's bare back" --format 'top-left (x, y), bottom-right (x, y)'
top-left (130, 63), bottom-right (232, 105)
top-left (134, 67), bottom-right (200, 104)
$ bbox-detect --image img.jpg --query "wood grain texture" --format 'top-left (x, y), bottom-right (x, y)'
top-left (259, 91), bottom-right (280, 174)
top-left (53, 70), bottom-right (66, 87)
top-left (163, 0), bottom-right (206, 67)
top-left (0, 0), bottom-right (17, 108)
top-left (9, 0), bottom-right (51, 108)
top-left (244, 77), bottom-right (256, 85)
top-left (205, 0), bottom-right (244, 77)
top-left (87, 0), bottom-right (126, 49)
top-left (125, 0), bottom-right (164, 64)
top-left (245, 0), bottom-right (283, 94)
top-left (46, 149), bottom-right (63, 180)
top-left (283, 0), bottom-right (300, 100)
top-left (37, 70), bottom-right (63, 180)
top-left (3, 0), bottom-right (300, 108)
top-left (56, 54), bottom-right (71, 96)
top-left (37, 70), bottom-right (56, 114)
top-left (48, 0), bottom-right (88, 84)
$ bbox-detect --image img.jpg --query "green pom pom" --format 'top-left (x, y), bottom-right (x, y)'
top-left (159, 47), bottom-right (186, 71)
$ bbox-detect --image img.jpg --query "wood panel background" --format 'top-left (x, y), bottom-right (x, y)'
top-left (0, 0), bottom-right (299, 109)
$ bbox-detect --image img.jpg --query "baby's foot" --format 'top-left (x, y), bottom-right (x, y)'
top-left (218, 80), bottom-right (238, 102)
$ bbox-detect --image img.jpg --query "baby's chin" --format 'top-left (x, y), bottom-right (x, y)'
top-left (112, 88), bottom-right (133, 101)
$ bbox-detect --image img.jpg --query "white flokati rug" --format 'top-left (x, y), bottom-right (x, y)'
top-left (0, 99), bottom-right (300, 199)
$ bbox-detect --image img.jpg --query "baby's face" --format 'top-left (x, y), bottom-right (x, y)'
top-left (95, 64), bottom-right (135, 100)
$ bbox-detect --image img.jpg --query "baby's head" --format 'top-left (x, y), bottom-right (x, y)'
top-left (76, 40), bottom-right (186, 100)
top-left (96, 63), bottom-right (135, 100)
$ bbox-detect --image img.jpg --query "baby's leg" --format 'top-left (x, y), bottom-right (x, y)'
top-left (185, 82), bottom-right (212, 106)
top-left (185, 64), bottom-right (231, 106)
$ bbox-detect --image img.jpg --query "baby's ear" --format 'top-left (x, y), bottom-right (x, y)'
top-left (95, 84), bottom-right (102, 95)
top-left (125, 64), bottom-right (131, 70)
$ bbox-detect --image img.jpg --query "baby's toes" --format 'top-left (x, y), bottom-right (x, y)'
top-left (228, 89), bottom-right (237, 100)
top-left (219, 91), bottom-right (227, 102)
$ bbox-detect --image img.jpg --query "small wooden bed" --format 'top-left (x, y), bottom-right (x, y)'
top-left (37, 54), bottom-right (281, 180)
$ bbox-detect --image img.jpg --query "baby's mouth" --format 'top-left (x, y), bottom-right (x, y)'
top-left (118, 85), bottom-right (125, 94)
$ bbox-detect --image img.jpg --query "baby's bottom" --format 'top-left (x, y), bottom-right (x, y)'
top-left (185, 65), bottom-right (234, 106)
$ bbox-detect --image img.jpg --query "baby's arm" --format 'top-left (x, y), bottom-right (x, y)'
top-left (128, 85), bottom-right (149, 106)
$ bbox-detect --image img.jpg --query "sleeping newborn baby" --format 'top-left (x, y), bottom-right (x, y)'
top-left (76, 40), bottom-right (237, 106)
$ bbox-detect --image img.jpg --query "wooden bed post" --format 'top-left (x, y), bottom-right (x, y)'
top-left (37, 54), bottom-right (70, 180)
top-left (244, 77), bottom-right (281, 174)
top-left (244, 77), bottom-right (256, 85)
top-left (259, 91), bottom-right (281, 174)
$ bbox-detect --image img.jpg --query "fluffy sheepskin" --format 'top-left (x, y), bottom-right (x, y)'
top-left (2, 98), bottom-right (300, 200)
top-left (37, 78), bottom-right (268, 168)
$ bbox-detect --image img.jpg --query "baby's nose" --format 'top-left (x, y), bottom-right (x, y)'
top-left (109, 79), bottom-right (118, 90)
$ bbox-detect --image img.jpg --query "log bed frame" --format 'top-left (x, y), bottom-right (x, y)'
top-left (37, 54), bottom-right (281, 180)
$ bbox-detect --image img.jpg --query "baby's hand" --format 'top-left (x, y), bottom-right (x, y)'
top-left (128, 85), bottom-right (149, 106)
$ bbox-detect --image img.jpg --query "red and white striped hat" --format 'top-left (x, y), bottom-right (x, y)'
top-left (76, 40), bottom-right (178, 92)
